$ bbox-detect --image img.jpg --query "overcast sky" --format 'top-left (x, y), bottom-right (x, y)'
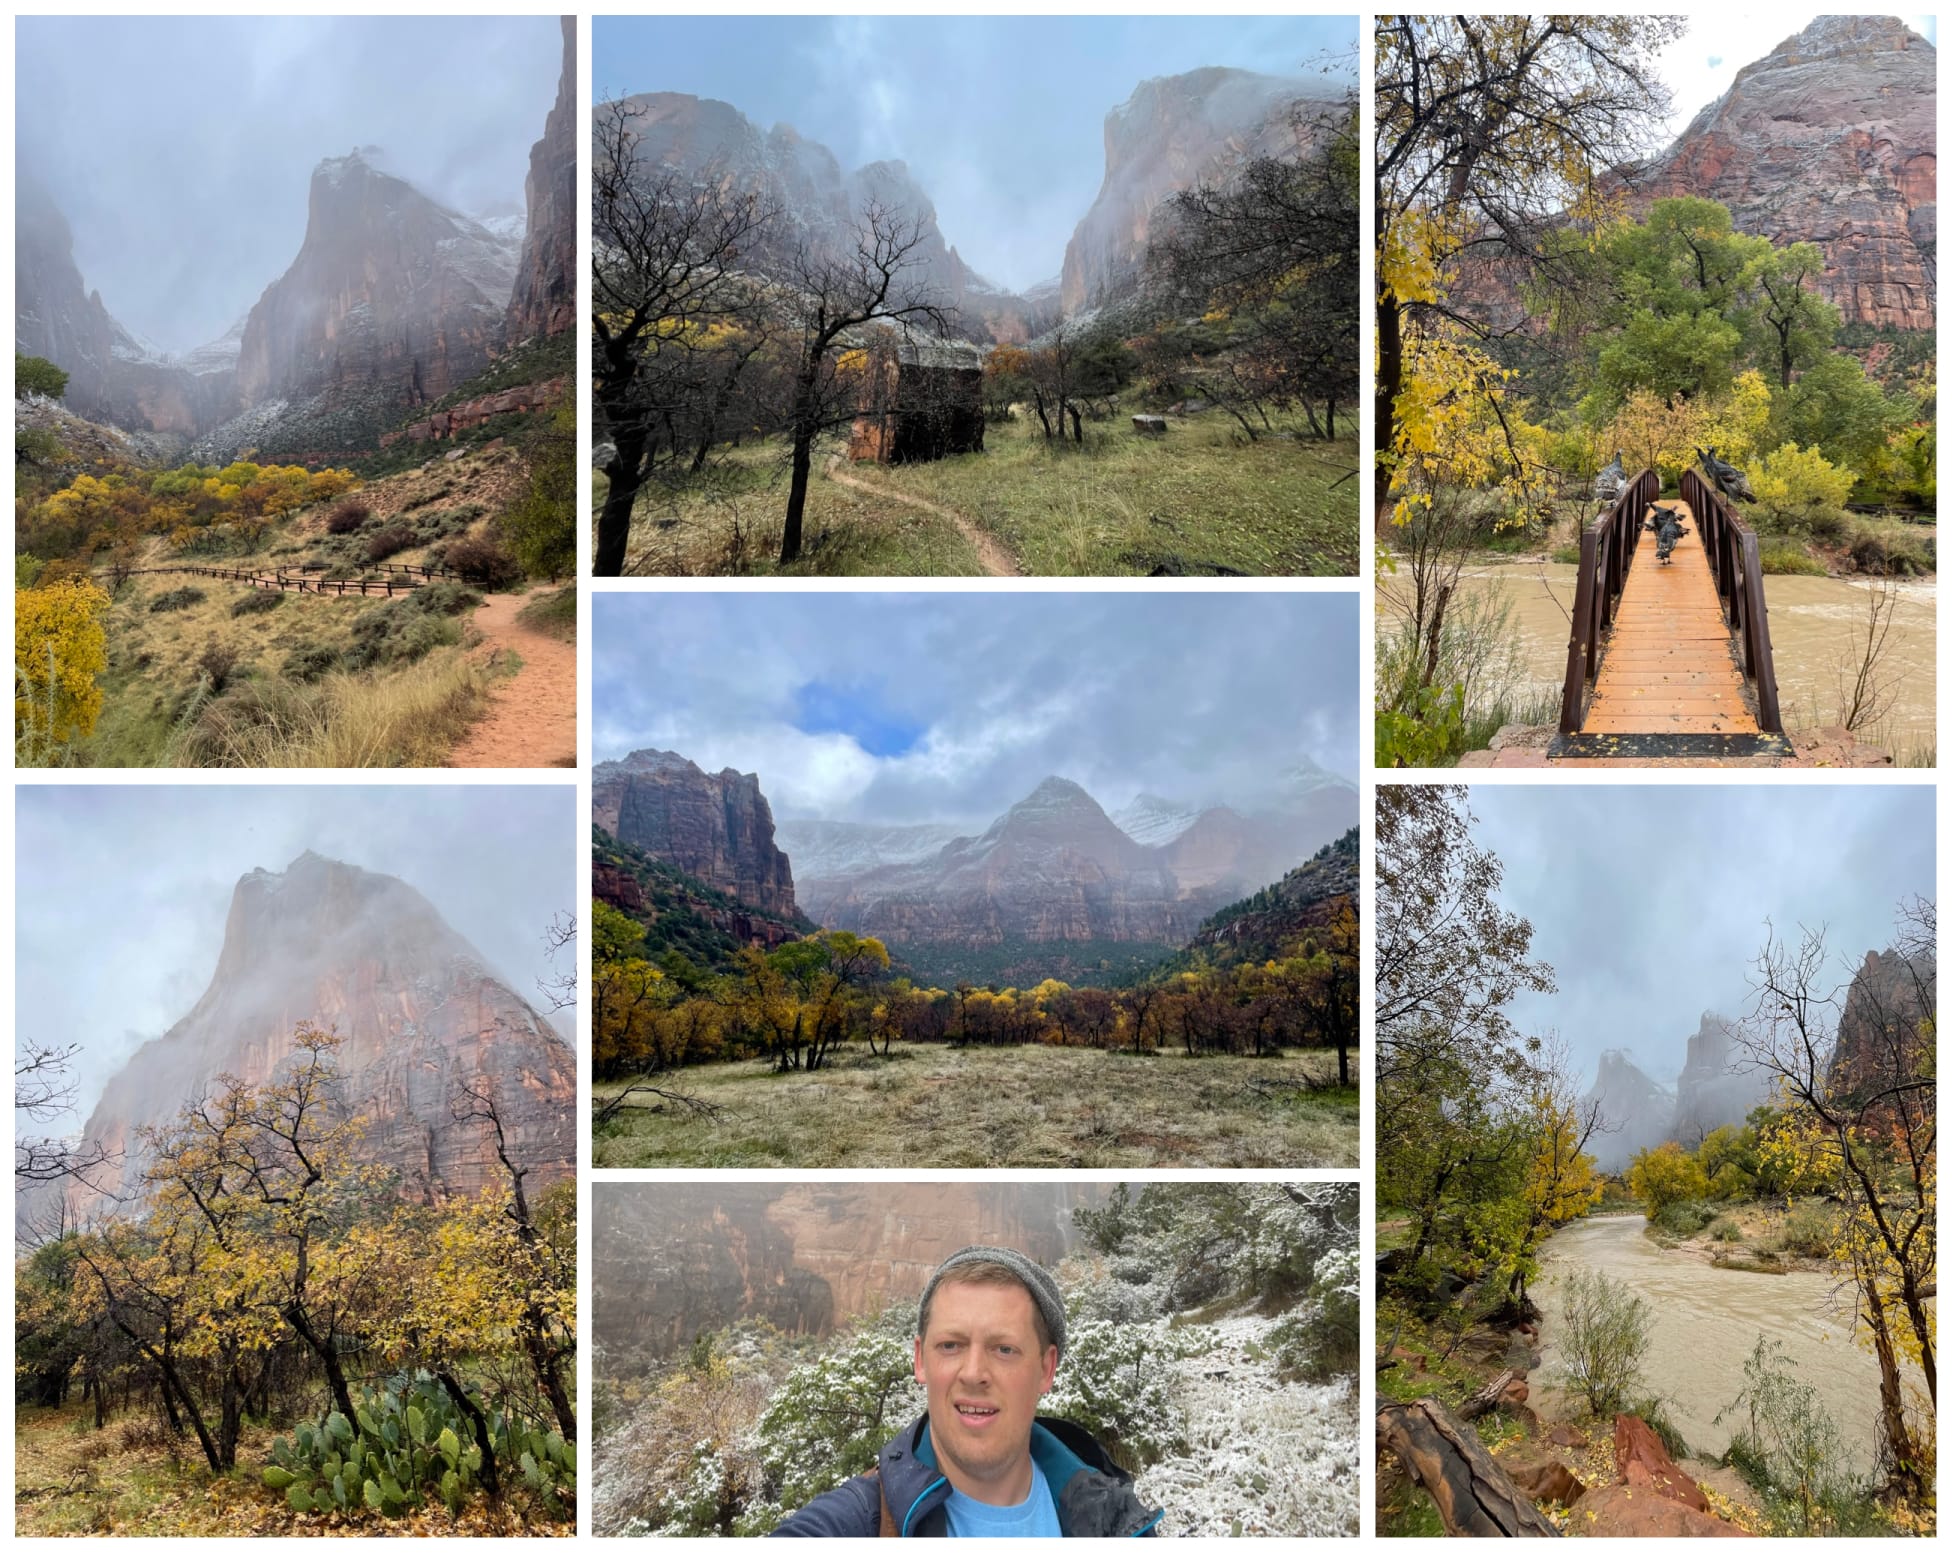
top-left (1654, 14), bottom-right (1937, 141)
top-left (16, 15), bottom-right (561, 355)
top-left (17, 786), bottom-right (574, 1123)
top-left (1461, 785), bottom-right (1935, 1091)
top-left (594, 14), bottom-right (1355, 294)
top-left (593, 593), bottom-right (1357, 827)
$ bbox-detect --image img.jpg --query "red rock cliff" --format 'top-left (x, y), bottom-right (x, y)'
top-left (67, 852), bottom-right (573, 1215)
top-left (592, 749), bottom-right (798, 916)
top-left (234, 152), bottom-right (519, 407)
top-left (1632, 16), bottom-right (1935, 330)
top-left (594, 1182), bottom-right (1107, 1359)
top-left (507, 17), bottom-right (577, 342)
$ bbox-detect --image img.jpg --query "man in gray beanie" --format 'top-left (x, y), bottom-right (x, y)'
top-left (771, 1245), bottom-right (1161, 1537)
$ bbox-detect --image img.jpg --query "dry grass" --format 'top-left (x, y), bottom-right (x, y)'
top-left (168, 650), bottom-right (496, 767)
top-left (592, 1043), bottom-right (1359, 1169)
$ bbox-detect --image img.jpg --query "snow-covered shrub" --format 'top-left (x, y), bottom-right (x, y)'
top-left (1269, 1247), bottom-right (1361, 1381)
top-left (1046, 1317), bottom-right (1195, 1467)
top-left (743, 1304), bottom-right (923, 1533)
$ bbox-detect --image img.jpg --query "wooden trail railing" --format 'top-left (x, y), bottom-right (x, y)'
top-left (1558, 468), bottom-right (1660, 735)
top-left (1681, 467), bottom-right (1784, 734)
top-left (103, 559), bottom-right (464, 598)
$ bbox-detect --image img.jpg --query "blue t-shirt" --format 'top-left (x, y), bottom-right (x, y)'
top-left (942, 1460), bottom-right (1063, 1538)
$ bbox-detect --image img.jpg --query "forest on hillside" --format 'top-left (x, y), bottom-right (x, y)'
top-left (14, 1028), bottom-right (576, 1536)
top-left (593, 1182), bottom-right (1359, 1537)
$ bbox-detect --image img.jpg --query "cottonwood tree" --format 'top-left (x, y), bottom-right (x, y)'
top-left (592, 96), bottom-right (777, 575)
top-left (1736, 902), bottom-right (1936, 1502)
top-left (777, 203), bottom-right (953, 562)
top-left (1375, 786), bottom-right (1557, 1280)
top-left (1373, 15), bottom-right (1681, 521)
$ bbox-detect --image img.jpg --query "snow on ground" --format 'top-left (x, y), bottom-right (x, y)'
top-left (1138, 1314), bottom-right (1359, 1537)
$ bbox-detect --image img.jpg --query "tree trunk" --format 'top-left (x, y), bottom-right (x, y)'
top-left (1377, 1398), bottom-right (1558, 1536)
top-left (1066, 403), bottom-right (1084, 445)
top-left (1376, 289), bottom-right (1403, 530)
top-left (780, 380), bottom-right (819, 564)
top-left (523, 1323), bottom-right (577, 1443)
top-left (284, 1299), bottom-right (356, 1427)
top-left (437, 1371), bottom-right (501, 1497)
top-left (594, 418), bottom-right (650, 576)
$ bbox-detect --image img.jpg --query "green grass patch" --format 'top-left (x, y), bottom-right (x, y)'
top-left (610, 413), bottom-right (1357, 576)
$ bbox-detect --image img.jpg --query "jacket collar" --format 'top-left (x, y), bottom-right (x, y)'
top-left (878, 1414), bottom-right (1154, 1536)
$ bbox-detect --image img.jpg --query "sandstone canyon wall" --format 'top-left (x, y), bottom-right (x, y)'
top-left (1632, 16), bottom-right (1935, 331)
top-left (595, 1182), bottom-right (1106, 1363)
top-left (507, 16), bottom-right (577, 343)
top-left (592, 749), bottom-right (798, 916)
top-left (1059, 66), bottom-right (1327, 316)
top-left (64, 852), bottom-right (574, 1217)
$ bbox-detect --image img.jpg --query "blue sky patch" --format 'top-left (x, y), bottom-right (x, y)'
top-left (795, 680), bottom-right (926, 757)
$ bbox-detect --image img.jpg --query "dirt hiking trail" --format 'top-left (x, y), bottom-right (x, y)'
top-left (824, 455), bottom-right (1020, 576)
top-left (447, 592), bottom-right (576, 767)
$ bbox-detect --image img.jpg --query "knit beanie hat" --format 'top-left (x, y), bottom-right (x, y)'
top-left (919, 1245), bottom-right (1067, 1356)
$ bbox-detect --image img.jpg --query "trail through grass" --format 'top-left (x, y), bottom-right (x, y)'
top-left (611, 414), bottom-right (1358, 576)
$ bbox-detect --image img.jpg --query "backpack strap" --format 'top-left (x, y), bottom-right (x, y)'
top-left (877, 1470), bottom-right (899, 1537)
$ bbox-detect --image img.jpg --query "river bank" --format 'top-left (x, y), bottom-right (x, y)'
top-left (1378, 1209), bottom-right (1928, 1537)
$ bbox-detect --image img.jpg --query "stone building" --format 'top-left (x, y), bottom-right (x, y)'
top-left (847, 340), bottom-right (985, 464)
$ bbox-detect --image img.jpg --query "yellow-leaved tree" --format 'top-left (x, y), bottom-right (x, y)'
top-left (16, 576), bottom-right (111, 757)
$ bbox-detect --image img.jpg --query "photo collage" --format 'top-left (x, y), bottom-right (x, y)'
top-left (10, 9), bottom-right (1938, 1542)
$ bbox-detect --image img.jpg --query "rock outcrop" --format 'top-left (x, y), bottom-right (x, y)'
top-left (66, 852), bottom-right (574, 1215)
top-left (592, 749), bottom-right (798, 916)
top-left (507, 16), bottom-right (577, 342)
top-left (1058, 67), bottom-right (1327, 315)
top-left (1827, 944), bottom-right (1936, 1103)
top-left (235, 151), bottom-right (519, 408)
top-left (1632, 16), bottom-right (1935, 330)
top-left (594, 1182), bottom-right (1104, 1361)
top-left (593, 848), bottom-right (804, 956)
top-left (1670, 1012), bottom-right (1774, 1147)
top-left (380, 377), bottom-right (567, 446)
top-left (1582, 1050), bottom-right (1676, 1173)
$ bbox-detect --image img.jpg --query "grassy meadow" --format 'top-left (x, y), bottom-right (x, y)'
top-left (592, 1043), bottom-right (1359, 1169)
top-left (610, 412), bottom-right (1359, 577)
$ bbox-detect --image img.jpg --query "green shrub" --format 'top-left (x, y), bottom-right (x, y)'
top-left (1270, 1247), bottom-right (1360, 1381)
top-left (1714, 1336), bottom-right (1859, 1535)
top-left (342, 583), bottom-right (478, 671)
top-left (149, 586), bottom-right (206, 613)
top-left (197, 640), bottom-right (240, 693)
top-left (1759, 542), bottom-right (1826, 576)
top-left (231, 589), bottom-right (286, 616)
top-left (1558, 1268), bottom-right (1651, 1418)
top-left (284, 643), bottom-right (343, 682)
top-left (1708, 1217), bottom-right (1744, 1243)
top-left (1653, 1198), bottom-right (1718, 1237)
top-left (1774, 1202), bottom-right (1836, 1258)
top-left (16, 351), bottom-right (69, 399)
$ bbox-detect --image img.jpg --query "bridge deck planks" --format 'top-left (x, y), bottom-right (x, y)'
top-left (1581, 501), bottom-right (1759, 737)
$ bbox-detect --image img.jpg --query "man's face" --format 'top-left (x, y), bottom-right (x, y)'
top-left (913, 1278), bottom-right (1057, 1503)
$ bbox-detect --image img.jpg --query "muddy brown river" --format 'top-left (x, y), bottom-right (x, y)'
top-left (1533, 1216), bottom-right (1883, 1473)
top-left (1381, 564), bottom-right (1936, 760)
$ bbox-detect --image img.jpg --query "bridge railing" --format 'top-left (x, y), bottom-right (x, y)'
top-left (1558, 468), bottom-right (1660, 735)
top-left (1682, 468), bottom-right (1783, 734)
